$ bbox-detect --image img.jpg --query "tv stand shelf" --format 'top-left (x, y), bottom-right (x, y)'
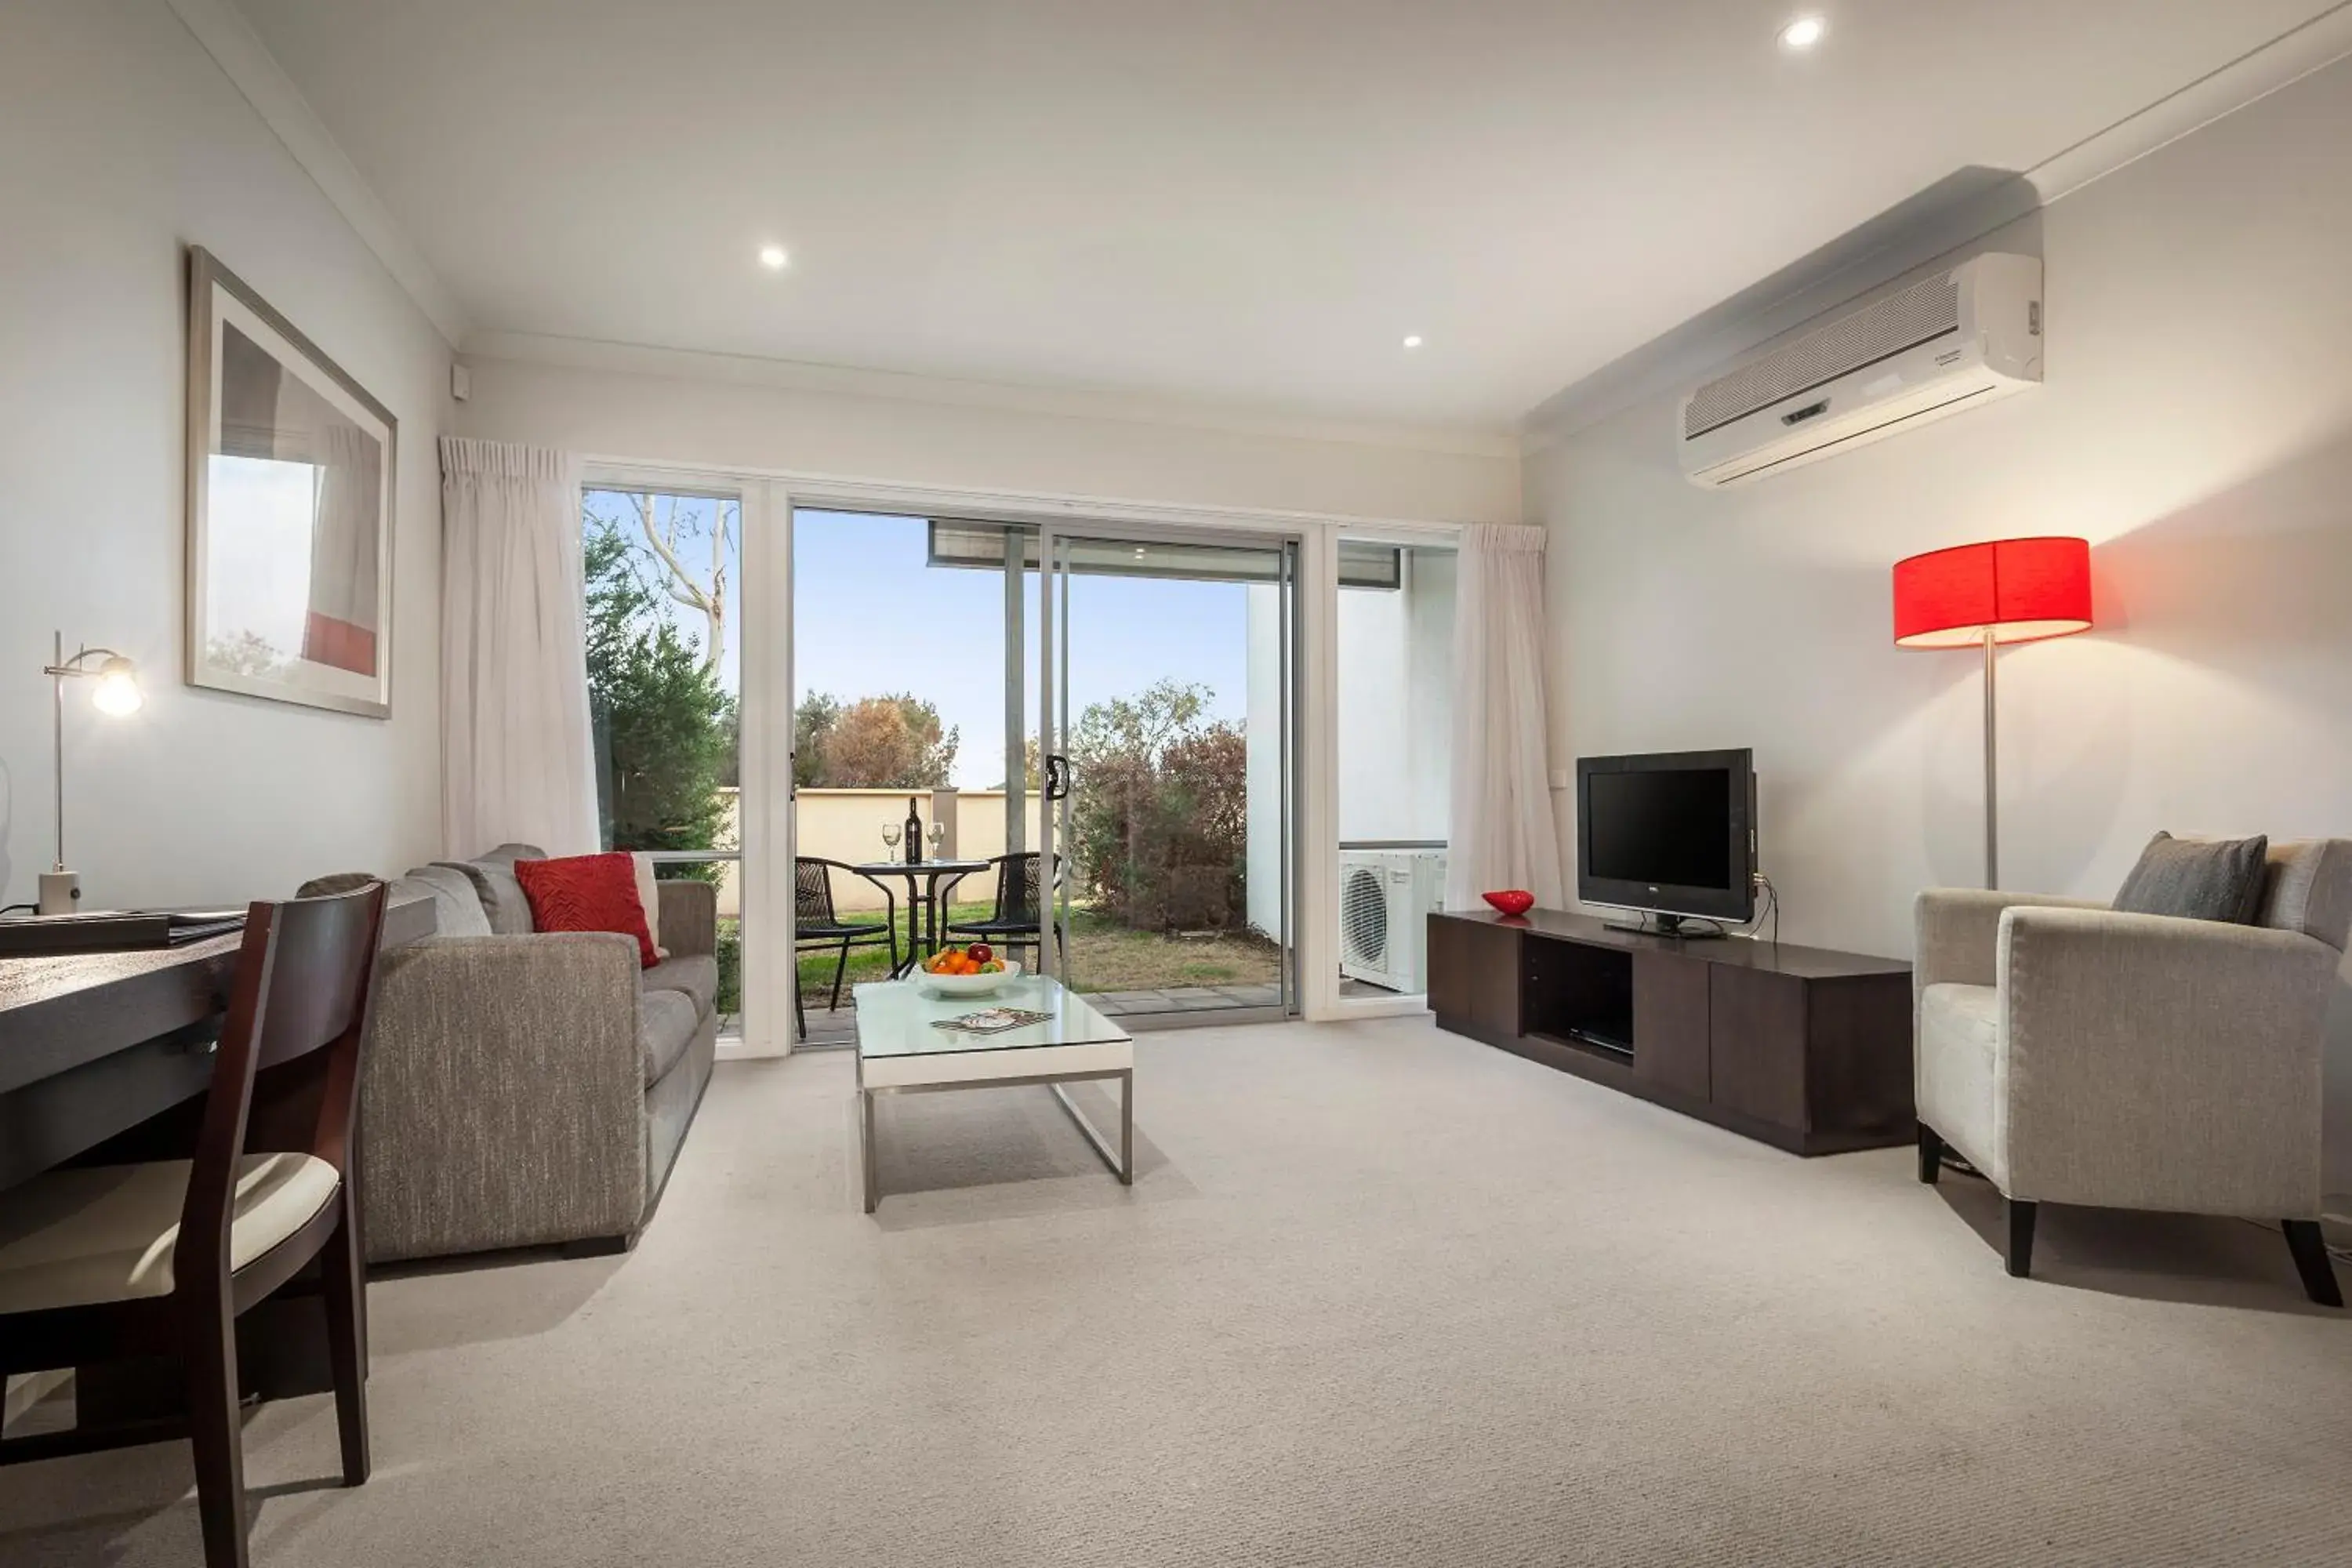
top-left (1428, 909), bottom-right (1914, 1156)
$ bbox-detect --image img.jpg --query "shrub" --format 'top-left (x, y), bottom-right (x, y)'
top-left (1068, 681), bottom-right (1247, 931)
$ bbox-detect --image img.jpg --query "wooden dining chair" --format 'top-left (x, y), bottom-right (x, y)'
top-left (0, 882), bottom-right (388, 1567)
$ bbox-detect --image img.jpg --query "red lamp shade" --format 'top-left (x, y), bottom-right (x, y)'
top-left (1892, 536), bottom-right (2092, 649)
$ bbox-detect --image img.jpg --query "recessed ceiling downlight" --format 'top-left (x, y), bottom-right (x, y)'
top-left (1402, 335), bottom-right (1424, 349)
top-left (757, 245), bottom-right (789, 270)
top-left (1778, 15), bottom-right (1827, 51)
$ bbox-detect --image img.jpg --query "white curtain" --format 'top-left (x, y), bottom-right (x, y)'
top-left (1445, 522), bottom-right (1566, 909)
top-left (439, 437), bottom-right (598, 857)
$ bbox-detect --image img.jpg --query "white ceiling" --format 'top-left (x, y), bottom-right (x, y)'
top-left (232, 0), bottom-right (2341, 432)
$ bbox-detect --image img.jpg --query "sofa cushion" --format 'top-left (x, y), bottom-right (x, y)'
top-left (1917, 982), bottom-right (2003, 1185)
top-left (394, 865), bottom-right (492, 939)
top-left (638, 989), bottom-right (699, 1087)
top-left (2255, 839), bottom-right (2352, 951)
top-left (642, 955), bottom-right (719, 1019)
top-left (434, 856), bottom-right (535, 935)
top-left (2113, 832), bottom-right (2268, 925)
top-left (514, 852), bottom-right (659, 967)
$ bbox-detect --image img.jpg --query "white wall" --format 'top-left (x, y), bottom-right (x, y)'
top-left (0, 0), bottom-right (452, 909)
top-left (1526, 56), bottom-right (2352, 1198)
top-left (458, 351), bottom-right (1521, 526)
top-left (1334, 550), bottom-right (1456, 843)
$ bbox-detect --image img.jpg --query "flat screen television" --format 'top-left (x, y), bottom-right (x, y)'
top-left (1576, 749), bottom-right (1756, 933)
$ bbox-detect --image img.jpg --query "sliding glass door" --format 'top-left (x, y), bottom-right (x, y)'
top-left (1037, 525), bottom-right (1299, 1024)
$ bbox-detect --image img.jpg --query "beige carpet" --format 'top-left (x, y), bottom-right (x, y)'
top-left (3, 1017), bottom-right (2347, 1566)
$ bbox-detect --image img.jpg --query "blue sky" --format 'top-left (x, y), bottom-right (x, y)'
top-left (793, 510), bottom-right (1248, 788)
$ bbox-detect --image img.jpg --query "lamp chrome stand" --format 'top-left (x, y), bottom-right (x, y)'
top-left (38, 630), bottom-right (141, 916)
top-left (41, 632), bottom-right (82, 915)
top-left (1982, 626), bottom-right (1998, 891)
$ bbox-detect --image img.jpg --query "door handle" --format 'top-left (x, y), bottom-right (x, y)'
top-left (1044, 753), bottom-right (1072, 802)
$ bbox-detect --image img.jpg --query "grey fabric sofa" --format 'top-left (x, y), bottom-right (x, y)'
top-left (1912, 837), bottom-right (2350, 1305)
top-left (309, 846), bottom-right (719, 1263)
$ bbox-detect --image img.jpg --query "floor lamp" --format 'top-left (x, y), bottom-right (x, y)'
top-left (1892, 537), bottom-right (2092, 890)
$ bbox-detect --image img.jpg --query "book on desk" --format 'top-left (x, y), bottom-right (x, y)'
top-left (0, 909), bottom-right (248, 958)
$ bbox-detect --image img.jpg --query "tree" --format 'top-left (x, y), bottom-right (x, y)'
top-left (816, 694), bottom-right (959, 788)
top-left (1067, 681), bottom-right (1247, 930)
top-left (996, 736), bottom-right (1043, 793)
top-left (793, 692), bottom-right (842, 789)
top-left (585, 519), bottom-right (734, 868)
top-left (586, 491), bottom-right (734, 674)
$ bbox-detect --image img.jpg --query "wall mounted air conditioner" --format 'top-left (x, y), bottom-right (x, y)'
top-left (1679, 252), bottom-right (2042, 488)
top-left (1339, 849), bottom-right (1446, 993)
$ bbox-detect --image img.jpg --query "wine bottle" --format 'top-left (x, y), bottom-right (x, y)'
top-left (904, 796), bottom-right (923, 864)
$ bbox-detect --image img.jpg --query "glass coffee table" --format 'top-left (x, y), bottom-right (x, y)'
top-left (851, 974), bottom-right (1134, 1214)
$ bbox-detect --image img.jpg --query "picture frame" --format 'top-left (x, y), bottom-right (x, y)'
top-left (186, 245), bottom-right (396, 718)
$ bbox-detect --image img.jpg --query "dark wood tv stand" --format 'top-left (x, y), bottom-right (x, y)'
top-left (1427, 909), bottom-right (1914, 1156)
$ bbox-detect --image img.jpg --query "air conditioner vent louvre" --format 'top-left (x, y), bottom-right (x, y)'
top-left (1683, 270), bottom-right (1962, 439)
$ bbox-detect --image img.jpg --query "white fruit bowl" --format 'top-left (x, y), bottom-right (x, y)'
top-left (913, 960), bottom-right (1022, 998)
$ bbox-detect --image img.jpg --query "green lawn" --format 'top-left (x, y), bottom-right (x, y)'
top-left (793, 902), bottom-right (1279, 1003)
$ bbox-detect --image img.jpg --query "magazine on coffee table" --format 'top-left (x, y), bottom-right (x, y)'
top-left (931, 1007), bottom-right (1054, 1035)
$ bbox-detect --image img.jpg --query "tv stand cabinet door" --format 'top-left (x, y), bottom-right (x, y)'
top-left (1708, 966), bottom-right (1807, 1134)
top-left (1632, 952), bottom-right (1710, 1102)
top-left (1428, 917), bottom-right (1520, 1043)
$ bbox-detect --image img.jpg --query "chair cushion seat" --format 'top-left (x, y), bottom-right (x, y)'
top-left (639, 988), bottom-right (701, 1087)
top-left (642, 954), bottom-right (719, 1019)
top-left (0, 1153), bottom-right (341, 1314)
top-left (1917, 982), bottom-right (2003, 1185)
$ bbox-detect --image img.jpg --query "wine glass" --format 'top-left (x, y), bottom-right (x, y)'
top-left (880, 820), bottom-right (902, 857)
top-left (927, 820), bottom-right (947, 858)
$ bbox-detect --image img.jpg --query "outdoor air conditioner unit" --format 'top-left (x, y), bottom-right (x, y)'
top-left (1679, 252), bottom-right (2043, 488)
top-left (1339, 849), bottom-right (1446, 993)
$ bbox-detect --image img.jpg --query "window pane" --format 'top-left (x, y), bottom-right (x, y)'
top-left (583, 488), bottom-right (743, 1032)
top-left (1336, 542), bottom-right (1454, 999)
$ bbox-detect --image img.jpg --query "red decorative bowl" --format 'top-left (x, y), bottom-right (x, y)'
top-left (1482, 889), bottom-right (1536, 916)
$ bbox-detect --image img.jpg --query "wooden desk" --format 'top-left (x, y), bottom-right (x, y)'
top-left (0, 895), bottom-right (436, 1192)
top-left (0, 895), bottom-right (434, 1414)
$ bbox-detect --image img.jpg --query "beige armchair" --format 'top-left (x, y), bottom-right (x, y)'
top-left (1912, 838), bottom-right (2350, 1306)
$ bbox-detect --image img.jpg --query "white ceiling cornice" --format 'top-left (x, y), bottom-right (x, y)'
top-left (463, 331), bottom-right (1525, 460)
top-left (1519, 0), bottom-right (2352, 451)
top-left (167, 0), bottom-right (469, 346)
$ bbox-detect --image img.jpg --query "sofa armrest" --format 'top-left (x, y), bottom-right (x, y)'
top-left (1915, 888), bottom-right (2107, 996)
top-left (1997, 906), bottom-right (2337, 1214)
top-left (359, 932), bottom-right (648, 1261)
top-left (656, 878), bottom-right (718, 959)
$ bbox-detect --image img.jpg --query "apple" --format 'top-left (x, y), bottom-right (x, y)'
top-left (968, 942), bottom-right (993, 965)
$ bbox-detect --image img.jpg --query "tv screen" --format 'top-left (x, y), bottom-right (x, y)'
top-left (1588, 769), bottom-right (1731, 889)
top-left (1576, 750), bottom-right (1755, 924)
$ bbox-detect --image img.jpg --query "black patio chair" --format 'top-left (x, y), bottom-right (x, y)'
top-left (940, 852), bottom-right (1062, 973)
top-left (795, 857), bottom-right (899, 1035)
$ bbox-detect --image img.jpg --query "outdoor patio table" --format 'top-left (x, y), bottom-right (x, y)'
top-left (850, 858), bottom-right (993, 976)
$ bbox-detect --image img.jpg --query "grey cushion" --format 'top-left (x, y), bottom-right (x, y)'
top-left (2112, 833), bottom-right (2267, 924)
top-left (641, 955), bottom-right (719, 1020)
top-left (296, 872), bottom-right (376, 898)
top-left (434, 857), bottom-right (535, 935)
top-left (2254, 839), bottom-right (2352, 951)
top-left (637, 989), bottom-right (699, 1087)
top-left (392, 865), bottom-right (492, 939)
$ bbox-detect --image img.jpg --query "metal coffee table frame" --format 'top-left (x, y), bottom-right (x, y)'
top-left (857, 1063), bottom-right (1131, 1214)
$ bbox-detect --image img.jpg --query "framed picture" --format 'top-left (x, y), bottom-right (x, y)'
top-left (186, 245), bottom-right (395, 718)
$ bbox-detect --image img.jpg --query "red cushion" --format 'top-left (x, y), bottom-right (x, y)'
top-left (513, 852), bottom-right (658, 967)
